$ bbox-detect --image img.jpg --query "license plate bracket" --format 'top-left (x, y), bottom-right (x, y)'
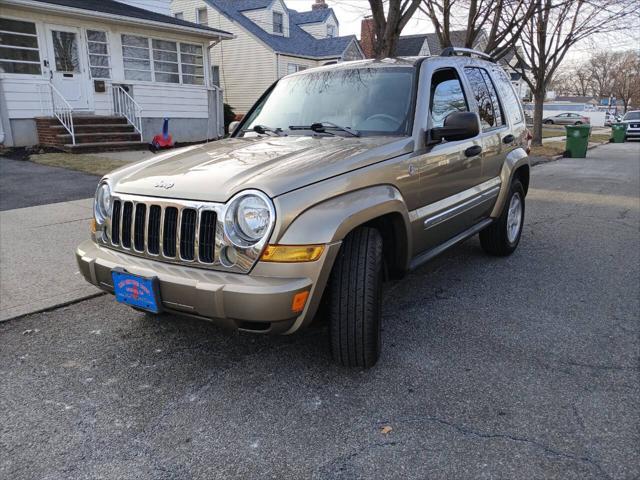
top-left (111, 268), bottom-right (162, 314)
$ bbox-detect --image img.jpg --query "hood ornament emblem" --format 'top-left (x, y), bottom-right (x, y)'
top-left (154, 180), bottom-right (175, 189)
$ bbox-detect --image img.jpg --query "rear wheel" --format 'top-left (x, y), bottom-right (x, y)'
top-left (480, 179), bottom-right (525, 256)
top-left (327, 227), bottom-right (383, 368)
top-left (575, 121), bottom-right (583, 125)
top-left (544, 120), bottom-right (553, 125)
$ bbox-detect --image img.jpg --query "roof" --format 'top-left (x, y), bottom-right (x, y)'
top-left (289, 9), bottom-right (333, 25)
top-left (233, 0), bottom-right (273, 11)
top-left (206, 0), bottom-right (357, 58)
top-left (394, 31), bottom-right (472, 56)
top-left (24, 0), bottom-right (232, 37)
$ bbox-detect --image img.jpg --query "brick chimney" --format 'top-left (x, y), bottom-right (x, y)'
top-left (360, 17), bottom-right (375, 59)
top-left (312, 0), bottom-right (328, 10)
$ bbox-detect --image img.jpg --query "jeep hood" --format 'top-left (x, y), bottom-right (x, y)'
top-left (108, 136), bottom-right (412, 202)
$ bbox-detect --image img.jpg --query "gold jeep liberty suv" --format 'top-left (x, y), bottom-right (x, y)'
top-left (77, 48), bottom-right (530, 368)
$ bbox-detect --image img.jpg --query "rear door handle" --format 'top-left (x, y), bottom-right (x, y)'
top-left (502, 134), bottom-right (515, 144)
top-left (464, 145), bottom-right (482, 157)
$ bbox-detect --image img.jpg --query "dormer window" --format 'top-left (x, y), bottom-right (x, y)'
top-left (327, 24), bottom-right (336, 37)
top-left (273, 12), bottom-right (284, 34)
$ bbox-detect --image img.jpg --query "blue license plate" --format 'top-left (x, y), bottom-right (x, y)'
top-left (112, 270), bottom-right (161, 313)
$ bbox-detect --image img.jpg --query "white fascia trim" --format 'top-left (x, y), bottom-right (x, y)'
top-left (4, 0), bottom-right (235, 39)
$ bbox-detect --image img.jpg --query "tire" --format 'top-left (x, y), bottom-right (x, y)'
top-left (575, 121), bottom-right (582, 125)
top-left (544, 120), bottom-right (553, 125)
top-left (328, 227), bottom-right (383, 368)
top-left (480, 180), bottom-right (525, 256)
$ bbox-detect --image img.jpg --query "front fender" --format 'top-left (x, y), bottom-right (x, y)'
top-left (277, 185), bottom-right (411, 247)
top-left (491, 147), bottom-right (530, 218)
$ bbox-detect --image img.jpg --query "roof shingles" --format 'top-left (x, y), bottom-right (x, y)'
top-left (206, 0), bottom-right (356, 58)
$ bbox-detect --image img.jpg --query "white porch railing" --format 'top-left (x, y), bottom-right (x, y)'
top-left (41, 83), bottom-right (75, 145)
top-left (111, 85), bottom-right (143, 141)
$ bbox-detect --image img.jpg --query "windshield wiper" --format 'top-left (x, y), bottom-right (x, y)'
top-left (252, 125), bottom-right (286, 136)
top-left (289, 122), bottom-right (360, 137)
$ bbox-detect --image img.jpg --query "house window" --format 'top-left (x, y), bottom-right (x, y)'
top-left (327, 25), bottom-right (336, 38)
top-left (273, 12), bottom-right (284, 34)
top-left (196, 8), bottom-right (208, 25)
top-left (287, 63), bottom-right (307, 75)
top-left (86, 30), bottom-right (110, 79)
top-left (211, 65), bottom-right (220, 87)
top-left (152, 39), bottom-right (179, 83)
top-left (122, 34), bottom-right (152, 81)
top-left (174, 12), bottom-right (184, 20)
top-left (181, 43), bottom-right (204, 85)
top-left (0, 18), bottom-right (42, 75)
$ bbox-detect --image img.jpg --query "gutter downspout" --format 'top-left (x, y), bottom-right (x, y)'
top-left (206, 40), bottom-right (222, 141)
top-left (0, 80), bottom-right (6, 144)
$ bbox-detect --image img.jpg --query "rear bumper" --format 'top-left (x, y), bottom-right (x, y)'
top-left (75, 240), bottom-right (340, 334)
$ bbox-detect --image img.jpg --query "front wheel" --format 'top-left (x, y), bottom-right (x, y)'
top-left (480, 180), bottom-right (525, 256)
top-left (575, 121), bottom-right (583, 125)
top-left (544, 120), bottom-right (553, 125)
top-left (327, 227), bottom-right (383, 368)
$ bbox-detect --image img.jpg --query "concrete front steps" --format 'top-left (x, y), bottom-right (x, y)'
top-left (36, 115), bottom-right (147, 153)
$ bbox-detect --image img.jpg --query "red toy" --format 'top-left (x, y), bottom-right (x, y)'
top-left (150, 117), bottom-right (174, 151)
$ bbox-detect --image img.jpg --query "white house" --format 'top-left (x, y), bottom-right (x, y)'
top-left (0, 0), bottom-right (233, 151)
top-left (171, 0), bottom-right (364, 114)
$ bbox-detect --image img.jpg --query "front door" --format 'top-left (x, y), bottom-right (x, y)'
top-left (44, 25), bottom-right (90, 110)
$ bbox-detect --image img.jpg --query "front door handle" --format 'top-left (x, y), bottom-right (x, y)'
top-left (502, 134), bottom-right (515, 144)
top-left (464, 145), bottom-right (482, 157)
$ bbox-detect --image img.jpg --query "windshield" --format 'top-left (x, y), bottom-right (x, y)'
top-left (242, 66), bottom-right (416, 136)
top-left (623, 111), bottom-right (640, 121)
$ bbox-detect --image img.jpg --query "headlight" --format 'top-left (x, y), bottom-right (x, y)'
top-left (224, 191), bottom-right (274, 246)
top-left (94, 182), bottom-right (112, 224)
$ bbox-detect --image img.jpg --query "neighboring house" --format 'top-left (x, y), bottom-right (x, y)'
top-left (0, 0), bottom-right (232, 150)
top-left (360, 20), bottom-right (531, 100)
top-left (171, 0), bottom-right (364, 114)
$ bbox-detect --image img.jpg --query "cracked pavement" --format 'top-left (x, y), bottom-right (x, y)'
top-left (1, 142), bottom-right (638, 479)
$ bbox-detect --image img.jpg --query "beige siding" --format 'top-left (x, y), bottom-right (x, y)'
top-left (277, 55), bottom-right (319, 78)
top-left (244, 0), bottom-right (290, 37)
top-left (172, 0), bottom-right (277, 113)
top-left (299, 15), bottom-right (338, 39)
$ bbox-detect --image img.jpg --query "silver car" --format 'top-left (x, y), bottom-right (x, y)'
top-left (543, 112), bottom-right (590, 125)
top-left (622, 111), bottom-right (640, 140)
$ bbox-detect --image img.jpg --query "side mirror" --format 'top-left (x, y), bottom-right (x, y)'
top-left (229, 120), bottom-right (240, 134)
top-left (429, 111), bottom-right (479, 143)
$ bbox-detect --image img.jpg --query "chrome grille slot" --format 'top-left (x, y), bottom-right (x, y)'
top-left (121, 202), bottom-right (133, 249)
top-left (199, 211), bottom-right (216, 263)
top-left (111, 200), bottom-right (121, 244)
top-left (147, 205), bottom-right (161, 255)
top-left (180, 208), bottom-right (197, 261)
top-left (134, 204), bottom-right (146, 251)
top-left (163, 207), bottom-right (178, 257)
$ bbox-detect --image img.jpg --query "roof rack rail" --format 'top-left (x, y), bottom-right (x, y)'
top-left (440, 47), bottom-right (495, 63)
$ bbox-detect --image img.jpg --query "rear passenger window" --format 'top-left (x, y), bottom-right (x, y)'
top-left (491, 66), bottom-right (524, 124)
top-left (464, 67), bottom-right (504, 130)
top-left (430, 68), bottom-right (468, 128)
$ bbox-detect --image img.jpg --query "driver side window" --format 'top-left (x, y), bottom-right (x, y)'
top-left (430, 68), bottom-right (468, 128)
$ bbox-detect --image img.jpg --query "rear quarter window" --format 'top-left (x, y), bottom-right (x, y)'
top-left (490, 66), bottom-right (524, 125)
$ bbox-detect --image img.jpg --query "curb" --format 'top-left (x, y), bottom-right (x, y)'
top-left (0, 291), bottom-right (107, 324)
top-left (531, 139), bottom-right (611, 167)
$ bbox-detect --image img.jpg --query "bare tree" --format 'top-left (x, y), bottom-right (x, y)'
top-left (366, 0), bottom-right (423, 58)
top-left (421, 0), bottom-right (539, 60)
top-left (574, 63), bottom-right (594, 97)
top-left (515, 0), bottom-right (638, 146)
top-left (612, 51), bottom-right (640, 113)
top-left (589, 51), bottom-right (617, 98)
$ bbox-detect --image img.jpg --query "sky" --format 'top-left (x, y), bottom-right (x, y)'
top-left (285, 0), bottom-right (640, 60)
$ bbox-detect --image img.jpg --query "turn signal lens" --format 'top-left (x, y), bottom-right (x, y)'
top-left (90, 218), bottom-right (97, 233)
top-left (291, 290), bottom-right (310, 313)
top-left (260, 245), bottom-right (324, 262)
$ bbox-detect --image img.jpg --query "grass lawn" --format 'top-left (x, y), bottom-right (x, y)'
top-left (531, 141), bottom-right (566, 158)
top-left (29, 153), bottom-right (132, 177)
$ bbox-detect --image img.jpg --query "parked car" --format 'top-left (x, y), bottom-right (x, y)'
top-left (604, 113), bottom-right (622, 127)
top-left (76, 49), bottom-right (530, 368)
top-left (543, 112), bottom-right (590, 125)
top-left (621, 110), bottom-right (640, 140)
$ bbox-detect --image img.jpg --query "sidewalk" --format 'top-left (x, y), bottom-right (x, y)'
top-left (0, 198), bottom-right (101, 321)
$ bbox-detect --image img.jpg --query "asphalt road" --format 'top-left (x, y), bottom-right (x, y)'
top-left (1, 143), bottom-right (638, 480)
top-left (0, 157), bottom-right (99, 211)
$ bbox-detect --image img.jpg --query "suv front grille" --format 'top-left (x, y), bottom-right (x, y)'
top-left (109, 196), bottom-right (217, 266)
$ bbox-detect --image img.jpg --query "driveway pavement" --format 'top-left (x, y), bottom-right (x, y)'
top-left (1, 143), bottom-right (638, 479)
top-left (0, 156), bottom-right (99, 211)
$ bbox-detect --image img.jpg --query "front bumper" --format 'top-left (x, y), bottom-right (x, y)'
top-left (75, 240), bottom-right (340, 334)
top-left (625, 128), bottom-right (640, 138)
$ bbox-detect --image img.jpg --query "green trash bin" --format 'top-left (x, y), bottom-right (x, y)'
top-left (565, 124), bottom-right (591, 158)
top-left (611, 123), bottom-right (627, 143)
